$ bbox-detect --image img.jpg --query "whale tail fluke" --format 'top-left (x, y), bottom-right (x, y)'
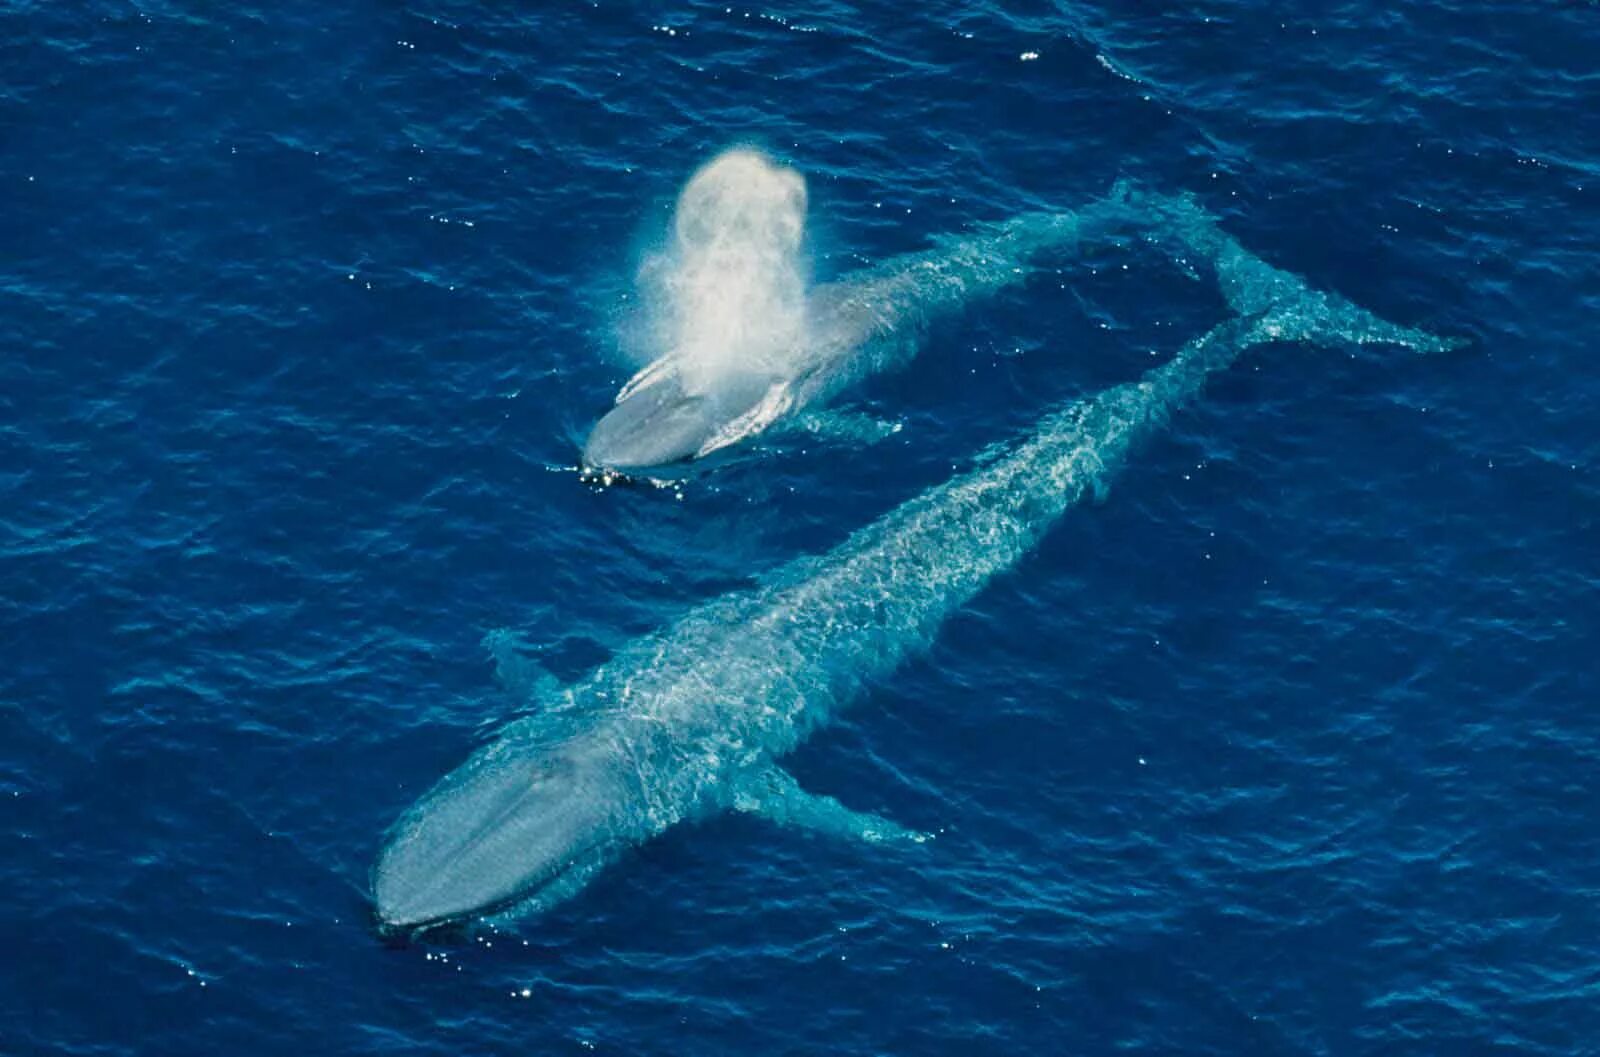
top-left (1129, 188), bottom-right (1467, 357)
top-left (1244, 282), bottom-right (1468, 356)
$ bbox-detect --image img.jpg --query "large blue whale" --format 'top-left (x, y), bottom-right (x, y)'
top-left (375, 193), bottom-right (1459, 931)
top-left (581, 198), bottom-right (1129, 474)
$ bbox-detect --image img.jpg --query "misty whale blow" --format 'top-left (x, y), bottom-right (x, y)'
top-left (582, 149), bottom-right (1126, 474)
top-left (374, 192), bottom-right (1460, 931)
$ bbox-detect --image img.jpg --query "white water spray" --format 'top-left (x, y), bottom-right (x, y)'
top-left (641, 148), bottom-right (811, 393)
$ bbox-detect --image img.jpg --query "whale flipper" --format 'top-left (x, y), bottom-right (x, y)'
top-left (731, 767), bottom-right (929, 845)
top-left (790, 408), bottom-right (903, 448)
top-left (483, 629), bottom-right (566, 706)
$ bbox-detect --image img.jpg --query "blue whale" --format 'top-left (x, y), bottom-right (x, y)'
top-left (580, 203), bottom-right (1115, 473)
top-left (375, 192), bottom-right (1460, 931)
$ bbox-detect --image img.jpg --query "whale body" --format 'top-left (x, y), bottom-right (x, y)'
top-left (581, 203), bottom-right (1114, 473)
top-left (375, 193), bottom-right (1460, 931)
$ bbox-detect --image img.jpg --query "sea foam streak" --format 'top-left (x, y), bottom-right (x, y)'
top-left (376, 194), bottom-right (1460, 932)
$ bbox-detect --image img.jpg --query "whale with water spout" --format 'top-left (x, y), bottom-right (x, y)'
top-left (582, 154), bottom-right (1131, 473)
top-left (580, 215), bottom-right (1107, 472)
top-left (375, 193), bottom-right (1460, 931)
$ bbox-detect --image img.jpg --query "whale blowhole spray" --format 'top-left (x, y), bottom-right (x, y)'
top-left (639, 148), bottom-right (813, 394)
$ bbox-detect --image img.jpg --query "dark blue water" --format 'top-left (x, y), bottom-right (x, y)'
top-left (5, 2), bottom-right (1597, 1054)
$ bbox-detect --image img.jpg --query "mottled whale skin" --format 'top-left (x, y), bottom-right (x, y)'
top-left (374, 191), bottom-right (1460, 932)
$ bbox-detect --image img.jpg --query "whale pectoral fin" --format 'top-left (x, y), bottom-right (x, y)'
top-left (694, 380), bottom-right (796, 460)
top-left (483, 628), bottom-right (567, 706)
top-left (790, 409), bottom-right (904, 448)
top-left (731, 767), bottom-right (929, 845)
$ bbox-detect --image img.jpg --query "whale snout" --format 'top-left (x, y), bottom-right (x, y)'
top-left (582, 359), bottom-right (787, 474)
top-left (373, 742), bottom-right (612, 932)
top-left (582, 382), bottom-right (719, 473)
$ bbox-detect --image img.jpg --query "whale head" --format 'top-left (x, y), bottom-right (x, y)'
top-left (373, 735), bottom-right (617, 932)
top-left (582, 371), bottom-right (722, 473)
top-left (582, 359), bottom-right (794, 474)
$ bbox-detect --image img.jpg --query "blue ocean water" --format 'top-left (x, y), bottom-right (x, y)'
top-left (4, 1), bottom-right (1597, 1053)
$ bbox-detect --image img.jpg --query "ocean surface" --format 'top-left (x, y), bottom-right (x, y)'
top-left (4, 2), bottom-right (1597, 1054)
